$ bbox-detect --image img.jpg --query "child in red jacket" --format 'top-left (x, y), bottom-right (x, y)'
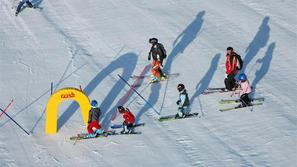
top-left (117, 106), bottom-right (135, 134)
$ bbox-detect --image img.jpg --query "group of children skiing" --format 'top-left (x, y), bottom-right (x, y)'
top-left (85, 102), bottom-right (136, 138)
top-left (80, 38), bottom-right (253, 138)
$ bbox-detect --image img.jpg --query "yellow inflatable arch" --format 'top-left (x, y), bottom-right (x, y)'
top-left (45, 87), bottom-right (91, 134)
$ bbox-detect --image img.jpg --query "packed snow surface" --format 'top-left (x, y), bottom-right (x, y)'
top-left (0, 0), bottom-right (296, 166)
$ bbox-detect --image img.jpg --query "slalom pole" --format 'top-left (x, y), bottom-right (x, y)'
top-left (112, 64), bottom-right (149, 121)
top-left (0, 108), bottom-right (30, 135)
top-left (117, 74), bottom-right (160, 116)
top-left (0, 99), bottom-right (14, 118)
top-left (51, 82), bottom-right (53, 95)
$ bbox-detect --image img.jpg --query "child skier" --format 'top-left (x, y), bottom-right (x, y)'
top-left (84, 100), bottom-right (105, 138)
top-left (117, 106), bottom-right (135, 134)
top-left (236, 73), bottom-right (252, 107)
top-left (176, 83), bottom-right (190, 118)
top-left (224, 47), bottom-right (243, 91)
top-left (15, 0), bottom-right (34, 16)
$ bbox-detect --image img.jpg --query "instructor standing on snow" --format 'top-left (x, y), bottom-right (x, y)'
top-left (148, 38), bottom-right (167, 67)
top-left (224, 47), bottom-right (243, 91)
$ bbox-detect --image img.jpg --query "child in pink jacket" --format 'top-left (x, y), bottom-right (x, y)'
top-left (237, 73), bottom-right (252, 107)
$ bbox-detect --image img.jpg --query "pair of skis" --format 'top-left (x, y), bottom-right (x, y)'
top-left (70, 130), bottom-right (142, 141)
top-left (219, 97), bottom-right (264, 112)
top-left (202, 87), bottom-right (236, 95)
top-left (110, 123), bottom-right (145, 129)
top-left (131, 73), bottom-right (180, 86)
top-left (158, 113), bottom-right (199, 122)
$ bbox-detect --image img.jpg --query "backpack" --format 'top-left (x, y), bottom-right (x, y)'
top-left (158, 43), bottom-right (167, 59)
top-left (235, 54), bottom-right (243, 70)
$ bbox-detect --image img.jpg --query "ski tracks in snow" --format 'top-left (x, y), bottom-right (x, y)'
top-left (0, 143), bottom-right (18, 167)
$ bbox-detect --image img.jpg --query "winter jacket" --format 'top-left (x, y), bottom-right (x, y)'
top-left (148, 43), bottom-right (166, 64)
top-left (239, 80), bottom-right (252, 96)
top-left (178, 89), bottom-right (190, 107)
top-left (225, 52), bottom-right (240, 75)
top-left (88, 107), bottom-right (101, 123)
top-left (122, 108), bottom-right (135, 124)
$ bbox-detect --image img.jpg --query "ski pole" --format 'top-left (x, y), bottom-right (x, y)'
top-left (0, 108), bottom-right (30, 135)
top-left (112, 64), bottom-right (149, 121)
top-left (118, 74), bottom-right (160, 115)
top-left (0, 99), bottom-right (14, 118)
top-left (51, 82), bottom-right (53, 95)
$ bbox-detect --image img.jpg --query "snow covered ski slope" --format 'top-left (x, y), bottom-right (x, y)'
top-left (0, 0), bottom-right (296, 166)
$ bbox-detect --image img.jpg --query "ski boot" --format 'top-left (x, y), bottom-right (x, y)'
top-left (175, 111), bottom-right (185, 119)
top-left (150, 76), bottom-right (160, 83)
top-left (121, 125), bottom-right (133, 134)
top-left (160, 75), bottom-right (167, 81)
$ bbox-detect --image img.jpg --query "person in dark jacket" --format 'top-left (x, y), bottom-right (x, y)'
top-left (148, 38), bottom-right (167, 67)
top-left (176, 83), bottom-right (190, 118)
top-left (117, 106), bottom-right (135, 134)
top-left (148, 38), bottom-right (167, 82)
top-left (86, 100), bottom-right (104, 136)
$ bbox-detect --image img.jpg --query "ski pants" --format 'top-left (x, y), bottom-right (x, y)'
top-left (240, 93), bottom-right (251, 107)
top-left (224, 73), bottom-right (236, 91)
top-left (123, 121), bottom-right (134, 132)
top-left (87, 121), bottom-right (101, 134)
top-left (177, 106), bottom-right (189, 117)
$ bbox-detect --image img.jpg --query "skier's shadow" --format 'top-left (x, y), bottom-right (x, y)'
top-left (16, 0), bottom-right (43, 14)
top-left (100, 65), bottom-right (150, 129)
top-left (242, 16), bottom-right (270, 73)
top-left (57, 53), bottom-right (138, 131)
top-left (31, 0), bottom-right (44, 8)
top-left (163, 10), bottom-right (205, 73)
top-left (251, 42), bottom-right (275, 96)
top-left (135, 83), bottom-right (161, 124)
top-left (136, 10), bottom-right (206, 122)
top-left (190, 53), bottom-right (221, 106)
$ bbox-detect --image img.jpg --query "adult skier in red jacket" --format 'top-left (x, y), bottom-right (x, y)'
top-left (224, 47), bottom-right (243, 91)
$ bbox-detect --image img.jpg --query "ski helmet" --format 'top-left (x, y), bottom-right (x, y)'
top-left (226, 46), bottom-right (233, 51)
top-left (238, 73), bottom-right (247, 81)
top-left (91, 100), bottom-right (98, 107)
top-left (117, 106), bottom-right (125, 113)
top-left (149, 38), bottom-right (158, 44)
top-left (177, 83), bottom-right (185, 92)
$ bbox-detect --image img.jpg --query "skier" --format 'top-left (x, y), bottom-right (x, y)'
top-left (148, 38), bottom-right (167, 67)
top-left (236, 73), bottom-right (252, 107)
top-left (176, 83), bottom-right (190, 118)
top-left (117, 106), bottom-right (135, 134)
top-left (85, 100), bottom-right (105, 138)
top-left (148, 38), bottom-right (167, 82)
top-left (224, 47), bottom-right (243, 91)
top-left (15, 0), bottom-right (34, 16)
